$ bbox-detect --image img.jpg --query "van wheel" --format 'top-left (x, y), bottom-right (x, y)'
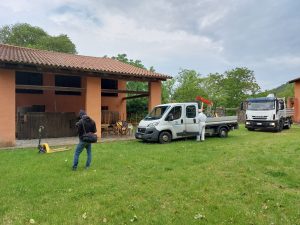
top-left (158, 131), bottom-right (171, 144)
top-left (219, 127), bottom-right (228, 138)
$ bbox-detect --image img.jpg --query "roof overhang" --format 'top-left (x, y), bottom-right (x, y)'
top-left (288, 77), bottom-right (300, 83)
top-left (0, 62), bottom-right (168, 82)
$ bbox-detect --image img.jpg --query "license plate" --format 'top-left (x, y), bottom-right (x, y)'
top-left (257, 122), bottom-right (262, 125)
top-left (137, 134), bottom-right (142, 138)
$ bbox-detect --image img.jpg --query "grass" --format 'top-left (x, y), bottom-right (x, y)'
top-left (0, 126), bottom-right (300, 225)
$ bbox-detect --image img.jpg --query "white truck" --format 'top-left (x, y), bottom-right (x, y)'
top-left (244, 94), bottom-right (294, 132)
top-left (135, 102), bottom-right (238, 143)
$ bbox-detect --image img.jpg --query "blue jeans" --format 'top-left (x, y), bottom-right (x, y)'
top-left (73, 140), bottom-right (92, 169)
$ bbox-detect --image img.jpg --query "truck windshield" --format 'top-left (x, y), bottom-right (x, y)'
top-left (247, 101), bottom-right (275, 110)
top-left (144, 106), bottom-right (170, 120)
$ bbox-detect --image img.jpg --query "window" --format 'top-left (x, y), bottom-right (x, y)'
top-left (186, 105), bottom-right (196, 118)
top-left (166, 106), bottom-right (182, 120)
top-left (16, 71), bottom-right (43, 94)
top-left (55, 75), bottom-right (81, 96)
top-left (101, 79), bottom-right (118, 97)
top-left (145, 106), bottom-right (170, 120)
top-left (101, 106), bottom-right (109, 110)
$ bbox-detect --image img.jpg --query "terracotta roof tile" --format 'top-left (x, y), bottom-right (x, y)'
top-left (0, 44), bottom-right (171, 80)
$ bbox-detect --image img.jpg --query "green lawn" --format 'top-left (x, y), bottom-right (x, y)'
top-left (1, 126), bottom-right (300, 225)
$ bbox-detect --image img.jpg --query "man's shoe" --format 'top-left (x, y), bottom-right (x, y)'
top-left (72, 167), bottom-right (77, 171)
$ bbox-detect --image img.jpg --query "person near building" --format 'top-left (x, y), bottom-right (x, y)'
top-left (72, 110), bottom-right (97, 170)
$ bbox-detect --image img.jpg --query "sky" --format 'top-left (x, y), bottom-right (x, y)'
top-left (0, 0), bottom-right (299, 90)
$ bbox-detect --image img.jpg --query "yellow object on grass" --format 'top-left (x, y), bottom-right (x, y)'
top-left (41, 143), bottom-right (70, 153)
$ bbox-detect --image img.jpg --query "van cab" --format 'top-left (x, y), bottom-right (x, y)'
top-left (135, 103), bottom-right (200, 143)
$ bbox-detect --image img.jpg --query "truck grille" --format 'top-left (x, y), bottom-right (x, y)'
top-left (138, 128), bottom-right (146, 133)
top-left (252, 116), bottom-right (268, 120)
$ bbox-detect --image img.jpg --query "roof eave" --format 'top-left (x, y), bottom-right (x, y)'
top-left (0, 61), bottom-right (170, 81)
top-left (288, 77), bottom-right (300, 83)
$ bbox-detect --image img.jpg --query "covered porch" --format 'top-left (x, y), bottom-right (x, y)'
top-left (0, 44), bottom-right (170, 147)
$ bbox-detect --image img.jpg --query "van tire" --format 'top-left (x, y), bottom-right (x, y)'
top-left (219, 127), bottom-right (228, 138)
top-left (158, 131), bottom-right (172, 144)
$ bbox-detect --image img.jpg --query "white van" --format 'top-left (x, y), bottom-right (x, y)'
top-left (135, 102), bottom-right (238, 143)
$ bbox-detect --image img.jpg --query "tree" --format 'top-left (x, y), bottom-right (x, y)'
top-left (113, 54), bottom-right (152, 118)
top-left (162, 79), bottom-right (176, 103)
top-left (172, 69), bottom-right (207, 102)
top-left (201, 73), bottom-right (226, 107)
top-left (222, 67), bottom-right (260, 108)
top-left (0, 23), bottom-right (77, 54)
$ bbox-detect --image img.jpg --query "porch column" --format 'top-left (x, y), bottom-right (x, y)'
top-left (0, 69), bottom-right (16, 147)
top-left (148, 81), bottom-right (162, 112)
top-left (119, 80), bottom-right (127, 120)
top-left (85, 76), bottom-right (101, 139)
top-left (294, 81), bottom-right (300, 123)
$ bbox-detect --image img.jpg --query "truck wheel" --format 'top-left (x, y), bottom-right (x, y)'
top-left (219, 127), bottom-right (228, 138)
top-left (158, 131), bottom-right (172, 144)
top-left (276, 120), bottom-right (284, 132)
top-left (284, 119), bottom-right (291, 129)
top-left (247, 128), bottom-right (254, 131)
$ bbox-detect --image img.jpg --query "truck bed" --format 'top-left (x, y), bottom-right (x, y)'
top-left (206, 116), bottom-right (238, 125)
top-left (285, 108), bottom-right (294, 117)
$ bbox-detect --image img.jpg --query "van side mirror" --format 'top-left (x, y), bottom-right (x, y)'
top-left (166, 114), bottom-right (174, 121)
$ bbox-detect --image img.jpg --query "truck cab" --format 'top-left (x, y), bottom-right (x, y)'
top-left (245, 95), bottom-right (293, 132)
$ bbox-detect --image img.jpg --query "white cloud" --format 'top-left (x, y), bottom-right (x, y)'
top-left (0, 0), bottom-right (300, 89)
top-left (266, 56), bottom-right (300, 66)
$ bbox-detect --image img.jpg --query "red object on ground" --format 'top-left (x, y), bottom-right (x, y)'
top-left (195, 96), bottom-right (213, 106)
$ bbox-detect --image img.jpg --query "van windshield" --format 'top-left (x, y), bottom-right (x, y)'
top-left (144, 106), bottom-right (170, 120)
top-left (247, 101), bottom-right (275, 110)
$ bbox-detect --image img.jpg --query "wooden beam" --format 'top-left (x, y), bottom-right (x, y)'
top-left (102, 89), bottom-right (148, 95)
top-left (122, 94), bottom-right (149, 100)
top-left (16, 85), bottom-right (85, 92)
top-left (15, 85), bottom-right (150, 95)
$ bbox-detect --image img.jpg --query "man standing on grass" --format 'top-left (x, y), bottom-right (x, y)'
top-left (72, 110), bottom-right (97, 171)
top-left (197, 109), bottom-right (207, 141)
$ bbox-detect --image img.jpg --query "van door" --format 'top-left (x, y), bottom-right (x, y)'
top-left (165, 105), bottom-right (184, 138)
top-left (185, 104), bottom-right (199, 135)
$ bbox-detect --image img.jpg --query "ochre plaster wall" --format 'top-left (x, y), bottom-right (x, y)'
top-left (0, 69), bottom-right (16, 147)
top-left (148, 81), bottom-right (162, 112)
top-left (85, 76), bottom-right (101, 138)
top-left (294, 81), bottom-right (300, 123)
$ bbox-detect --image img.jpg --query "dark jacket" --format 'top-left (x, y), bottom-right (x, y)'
top-left (76, 115), bottom-right (97, 140)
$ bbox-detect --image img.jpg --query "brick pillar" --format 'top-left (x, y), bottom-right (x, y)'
top-left (0, 69), bottom-right (16, 147)
top-left (85, 76), bottom-right (101, 138)
top-left (148, 81), bottom-right (162, 112)
top-left (294, 81), bottom-right (300, 123)
top-left (119, 80), bottom-right (127, 120)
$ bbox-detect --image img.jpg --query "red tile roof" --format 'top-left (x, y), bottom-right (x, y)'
top-left (0, 44), bottom-right (171, 80)
top-left (289, 77), bottom-right (300, 83)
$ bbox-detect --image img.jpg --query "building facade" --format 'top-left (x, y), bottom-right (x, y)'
top-left (0, 44), bottom-right (170, 147)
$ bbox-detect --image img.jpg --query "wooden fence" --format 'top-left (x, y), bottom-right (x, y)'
top-left (17, 112), bottom-right (77, 139)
